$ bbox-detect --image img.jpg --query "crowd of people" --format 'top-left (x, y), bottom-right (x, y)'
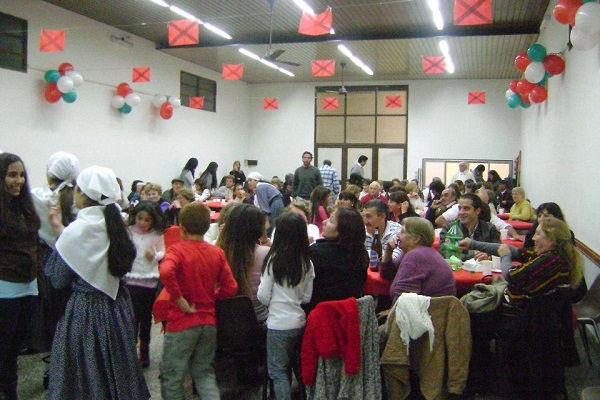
top-left (0, 150), bottom-right (586, 399)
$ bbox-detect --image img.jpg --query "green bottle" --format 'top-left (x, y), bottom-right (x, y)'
top-left (444, 220), bottom-right (463, 270)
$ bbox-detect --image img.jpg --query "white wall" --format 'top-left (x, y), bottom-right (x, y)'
top-left (247, 79), bottom-right (522, 181)
top-left (520, 13), bottom-right (600, 280)
top-left (0, 0), bottom-right (251, 190)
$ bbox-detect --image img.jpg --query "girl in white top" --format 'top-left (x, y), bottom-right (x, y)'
top-left (258, 213), bottom-right (315, 400)
top-left (124, 201), bottom-right (165, 367)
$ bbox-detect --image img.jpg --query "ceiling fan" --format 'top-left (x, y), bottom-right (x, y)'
top-left (263, 0), bottom-right (301, 67)
top-left (326, 61), bottom-right (348, 94)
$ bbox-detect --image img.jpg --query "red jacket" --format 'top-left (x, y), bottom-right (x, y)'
top-left (159, 239), bottom-right (238, 332)
top-left (301, 297), bottom-right (361, 385)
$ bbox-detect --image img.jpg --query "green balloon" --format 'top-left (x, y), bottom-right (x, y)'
top-left (44, 70), bottom-right (60, 83)
top-left (582, 0), bottom-right (595, 3)
top-left (521, 102), bottom-right (531, 109)
top-left (527, 43), bottom-right (547, 62)
top-left (119, 103), bottom-right (132, 114)
top-left (62, 89), bottom-right (77, 103)
top-left (507, 94), bottom-right (521, 108)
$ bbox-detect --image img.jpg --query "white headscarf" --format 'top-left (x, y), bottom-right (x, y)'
top-left (56, 166), bottom-right (121, 299)
top-left (47, 151), bottom-right (79, 183)
top-left (31, 151), bottom-right (80, 249)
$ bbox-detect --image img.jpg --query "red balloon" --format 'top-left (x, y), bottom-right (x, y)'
top-left (553, 0), bottom-right (583, 25)
top-left (520, 93), bottom-right (531, 105)
top-left (44, 83), bottom-right (62, 103)
top-left (160, 102), bottom-right (174, 120)
top-left (516, 79), bottom-right (536, 95)
top-left (514, 51), bottom-right (531, 72)
top-left (58, 62), bottom-right (74, 76)
top-left (116, 83), bottom-right (133, 97)
top-left (529, 85), bottom-right (548, 103)
top-left (543, 54), bottom-right (566, 75)
top-left (509, 79), bottom-right (520, 93)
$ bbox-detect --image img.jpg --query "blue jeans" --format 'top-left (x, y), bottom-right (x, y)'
top-left (160, 325), bottom-right (220, 400)
top-left (267, 328), bottom-right (303, 400)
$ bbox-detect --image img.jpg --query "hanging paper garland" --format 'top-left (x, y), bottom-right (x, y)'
top-left (110, 82), bottom-right (141, 114)
top-left (43, 62), bottom-right (83, 104)
top-left (152, 94), bottom-right (181, 120)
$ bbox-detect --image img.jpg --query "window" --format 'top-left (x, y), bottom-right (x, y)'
top-left (0, 12), bottom-right (27, 73)
top-left (180, 71), bottom-right (216, 112)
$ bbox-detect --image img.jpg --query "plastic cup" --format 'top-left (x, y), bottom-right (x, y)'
top-left (434, 228), bottom-right (442, 238)
top-left (500, 228), bottom-right (508, 240)
top-left (492, 256), bottom-right (501, 269)
top-left (481, 260), bottom-right (493, 276)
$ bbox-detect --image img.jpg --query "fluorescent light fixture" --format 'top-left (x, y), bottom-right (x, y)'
top-left (204, 23), bottom-right (232, 40)
top-left (169, 5), bottom-right (197, 21)
top-left (278, 67), bottom-right (295, 77)
top-left (330, 28), bottom-right (335, 34)
top-left (433, 11), bottom-right (444, 30)
top-left (148, 0), bottom-right (169, 7)
top-left (427, 0), bottom-right (440, 11)
top-left (259, 59), bottom-right (279, 70)
top-left (338, 44), bottom-right (352, 58)
top-left (239, 48), bottom-right (261, 60)
top-left (293, 0), bottom-right (315, 14)
top-left (439, 39), bottom-right (449, 55)
top-left (338, 44), bottom-right (374, 76)
top-left (446, 61), bottom-right (455, 74)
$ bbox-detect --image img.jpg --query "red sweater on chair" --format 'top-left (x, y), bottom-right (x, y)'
top-left (301, 297), bottom-right (361, 385)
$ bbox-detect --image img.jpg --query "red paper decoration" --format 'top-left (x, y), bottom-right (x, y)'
top-left (311, 60), bottom-right (335, 77)
top-left (322, 97), bottom-right (339, 110)
top-left (263, 98), bottom-right (278, 110)
top-left (222, 64), bottom-right (244, 80)
top-left (132, 67), bottom-right (151, 83)
top-left (40, 29), bottom-right (66, 52)
top-left (422, 56), bottom-right (446, 74)
top-left (468, 91), bottom-right (486, 104)
top-left (168, 20), bottom-right (199, 46)
top-left (190, 97), bottom-right (205, 109)
top-left (385, 96), bottom-right (402, 108)
top-left (454, 0), bottom-right (493, 26)
top-left (298, 8), bottom-right (333, 36)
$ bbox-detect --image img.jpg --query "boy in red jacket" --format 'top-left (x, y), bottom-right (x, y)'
top-left (159, 203), bottom-right (238, 399)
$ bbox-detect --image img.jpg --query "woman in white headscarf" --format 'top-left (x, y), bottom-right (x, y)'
top-left (45, 166), bottom-right (150, 400)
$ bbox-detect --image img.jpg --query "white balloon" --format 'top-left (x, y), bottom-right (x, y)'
top-left (575, 2), bottom-right (600, 34)
top-left (152, 94), bottom-right (166, 108)
top-left (168, 97), bottom-right (181, 108)
top-left (125, 93), bottom-right (141, 107)
top-left (524, 61), bottom-right (545, 84)
top-left (505, 89), bottom-right (515, 100)
top-left (66, 70), bottom-right (83, 87)
top-left (571, 27), bottom-right (600, 51)
top-left (111, 95), bottom-right (125, 108)
top-left (56, 76), bottom-right (74, 94)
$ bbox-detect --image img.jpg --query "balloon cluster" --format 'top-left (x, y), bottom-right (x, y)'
top-left (505, 43), bottom-right (566, 109)
top-left (554, 0), bottom-right (600, 51)
top-left (43, 62), bottom-right (83, 104)
top-left (152, 95), bottom-right (181, 120)
top-left (110, 83), bottom-right (141, 114)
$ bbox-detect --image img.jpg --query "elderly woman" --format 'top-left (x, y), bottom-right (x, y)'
top-left (380, 217), bottom-right (456, 304)
top-left (508, 187), bottom-right (535, 221)
top-left (460, 216), bottom-right (582, 317)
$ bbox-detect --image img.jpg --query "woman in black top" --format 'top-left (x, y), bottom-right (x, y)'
top-left (229, 160), bottom-right (246, 186)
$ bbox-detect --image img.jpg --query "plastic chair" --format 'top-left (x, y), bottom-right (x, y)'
top-left (573, 274), bottom-right (600, 365)
top-left (215, 296), bottom-right (267, 388)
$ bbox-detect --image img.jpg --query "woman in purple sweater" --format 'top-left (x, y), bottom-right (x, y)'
top-left (380, 217), bottom-right (456, 304)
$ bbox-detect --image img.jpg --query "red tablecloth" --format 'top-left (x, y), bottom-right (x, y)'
top-left (211, 211), bottom-right (220, 222)
top-left (204, 201), bottom-right (225, 211)
top-left (505, 220), bottom-right (533, 231)
top-left (497, 213), bottom-right (509, 220)
top-left (363, 268), bottom-right (502, 297)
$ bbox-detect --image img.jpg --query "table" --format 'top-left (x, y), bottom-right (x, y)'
top-left (205, 201), bottom-right (225, 211)
top-left (433, 236), bottom-right (524, 251)
top-left (504, 220), bottom-right (533, 231)
top-left (363, 268), bottom-right (502, 298)
top-left (498, 213), bottom-right (509, 220)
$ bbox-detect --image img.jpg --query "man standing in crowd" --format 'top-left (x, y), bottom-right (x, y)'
top-left (450, 161), bottom-right (474, 183)
top-left (350, 155), bottom-right (368, 178)
top-left (291, 151), bottom-right (322, 208)
top-left (319, 159), bottom-right (339, 205)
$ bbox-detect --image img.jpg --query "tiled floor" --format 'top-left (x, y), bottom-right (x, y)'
top-left (15, 323), bottom-right (600, 399)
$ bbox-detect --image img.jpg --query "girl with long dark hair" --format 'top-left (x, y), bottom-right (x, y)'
top-left (46, 166), bottom-right (149, 399)
top-left (180, 158), bottom-right (198, 189)
top-left (258, 213), bottom-right (314, 400)
top-left (199, 161), bottom-right (219, 191)
top-left (0, 153), bottom-right (41, 400)
top-left (304, 207), bottom-right (368, 314)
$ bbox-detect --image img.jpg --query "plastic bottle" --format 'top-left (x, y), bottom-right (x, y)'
top-left (444, 220), bottom-right (463, 270)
